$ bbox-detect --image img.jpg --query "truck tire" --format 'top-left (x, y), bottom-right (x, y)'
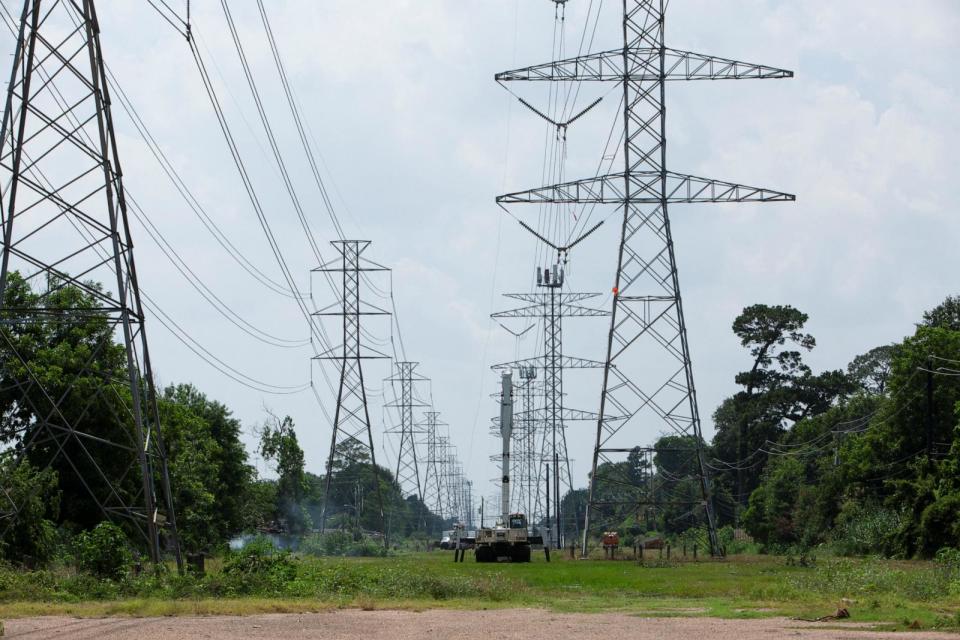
top-left (512, 546), bottom-right (531, 563)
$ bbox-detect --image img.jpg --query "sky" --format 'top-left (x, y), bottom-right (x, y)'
top-left (2, 0), bottom-right (957, 509)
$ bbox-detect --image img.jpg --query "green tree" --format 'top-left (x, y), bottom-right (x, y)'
top-left (159, 396), bottom-right (220, 552)
top-left (0, 454), bottom-right (60, 565)
top-left (0, 272), bottom-right (141, 534)
top-left (712, 304), bottom-right (854, 517)
top-left (259, 415), bottom-right (311, 534)
top-left (847, 345), bottom-right (896, 395)
top-left (163, 384), bottom-right (251, 540)
top-left (241, 479), bottom-right (278, 532)
top-left (922, 294), bottom-right (960, 331)
top-left (742, 456), bottom-right (805, 545)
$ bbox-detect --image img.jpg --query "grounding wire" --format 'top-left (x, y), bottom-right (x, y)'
top-left (8, 142), bottom-right (311, 396)
top-left (2, 3), bottom-right (319, 375)
top-left (0, 6), bottom-right (321, 389)
top-left (219, 0), bottom-right (326, 266)
top-left (124, 189), bottom-right (311, 348)
top-left (254, 0), bottom-right (345, 242)
top-left (217, 4), bottom-right (435, 481)
top-left (103, 63), bottom-right (302, 299)
top-left (186, 25), bottom-right (344, 416)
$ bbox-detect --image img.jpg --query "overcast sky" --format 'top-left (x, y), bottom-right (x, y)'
top-left (3, 0), bottom-right (957, 507)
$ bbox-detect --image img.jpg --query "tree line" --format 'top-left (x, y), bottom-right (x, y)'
top-left (568, 296), bottom-right (960, 557)
top-left (0, 273), bottom-right (445, 565)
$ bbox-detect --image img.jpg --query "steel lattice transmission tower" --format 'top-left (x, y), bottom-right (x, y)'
top-left (315, 240), bottom-right (389, 538)
top-left (496, 0), bottom-right (794, 557)
top-left (0, 0), bottom-right (180, 566)
top-left (420, 410), bottom-right (447, 522)
top-left (492, 266), bottom-right (608, 546)
top-left (385, 361), bottom-right (427, 502)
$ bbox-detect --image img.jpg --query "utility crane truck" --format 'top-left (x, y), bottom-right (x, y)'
top-left (473, 372), bottom-right (547, 563)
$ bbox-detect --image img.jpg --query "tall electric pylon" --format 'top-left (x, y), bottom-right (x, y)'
top-left (0, 0), bottom-right (180, 566)
top-left (385, 361), bottom-right (427, 502)
top-left (420, 411), bottom-right (447, 522)
top-left (315, 240), bottom-right (389, 538)
top-left (496, 0), bottom-right (794, 557)
top-left (492, 265), bottom-right (608, 546)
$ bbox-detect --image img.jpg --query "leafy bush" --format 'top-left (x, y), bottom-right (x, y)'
top-left (717, 525), bottom-right (758, 555)
top-left (221, 536), bottom-right (297, 594)
top-left (919, 494), bottom-right (960, 557)
top-left (73, 522), bottom-right (132, 580)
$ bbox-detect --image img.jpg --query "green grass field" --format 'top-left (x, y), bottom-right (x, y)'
top-left (1, 552), bottom-right (959, 631)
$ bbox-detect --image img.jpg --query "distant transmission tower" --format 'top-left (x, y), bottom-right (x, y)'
top-left (0, 0), bottom-right (180, 566)
top-left (496, 1), bottom-right (794, 556)
top-left (316, 240), bottom-right (389, 538)
top-left (420, 410), bottom-right (447, 523)
top-left (492, 264), bottom-right (608, 546)
top-left (385, 361), bottom-right (427, 502)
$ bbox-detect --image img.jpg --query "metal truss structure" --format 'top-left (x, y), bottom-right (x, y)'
top-left (492, 269), bottom-right (608, 546)
top-left (441, 448), bottom-right (464, 523)
top-left (385, 361), bottom-right (427, 502)
top-left (420, 410), bottom-right (447, 520)
top-left (416, 410), bottom-right (473, 528)
top-left (496, 0), bottom-right (793, 557)
top-left (513, 367), bottom-right (538, 522)
top-left (0, 0), bottom-right (180, 566)
top-left (315, 240), bottom-right (389, 537)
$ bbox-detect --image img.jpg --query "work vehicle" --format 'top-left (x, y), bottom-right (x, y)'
top-left (473, 372), bottom-right (546, 563)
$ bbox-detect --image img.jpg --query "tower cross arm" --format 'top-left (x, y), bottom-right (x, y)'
top-left (504, 292), bottom-right (602, 304)
top-left (496, 47), bottom-right (792, 82)
top-left (492, 303), bottom-right (610, 318)
top-left (491, 355), bottom-right (609, 371)
top-left (497, 171), bottom-right (795, 205)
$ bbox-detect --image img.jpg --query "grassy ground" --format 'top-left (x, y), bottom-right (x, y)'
top-left (1, 552), bottom-right (959, 632)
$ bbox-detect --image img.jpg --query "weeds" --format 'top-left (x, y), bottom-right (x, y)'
top-left (0, 552), bottom-right (957, 626)
top-left (787, 555), bottom-right (959, 601)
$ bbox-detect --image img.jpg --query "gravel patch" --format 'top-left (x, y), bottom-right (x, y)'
top-left (3, 609), bottom-right (957, 639)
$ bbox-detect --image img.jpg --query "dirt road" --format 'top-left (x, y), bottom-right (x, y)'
top-left (3, 609), bottom-right (957, 639)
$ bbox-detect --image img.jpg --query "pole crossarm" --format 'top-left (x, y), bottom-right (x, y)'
top-left (491, 355), bottom-right (608, 371)
top-left (312, 344), bottom-right (391, 361)
top-left (498, 171), bottom-right (795, 205)
top-left (496, 47), bottom-right (793, 83)
top-left (492, 302), bottom-right (609, 318)
top-left (517, 407), bottom-right (605, 423)
top-left (504, 292), bottom-right (601, 304)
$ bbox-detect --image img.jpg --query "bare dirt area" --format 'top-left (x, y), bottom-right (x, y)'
top-left (3, 609), bottom-right (958, 640)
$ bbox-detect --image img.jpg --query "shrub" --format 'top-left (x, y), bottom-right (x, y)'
top-left (221, 536), bottom-right (297, 594)
top-left (918, 494), bottom-right (960, 558)
top-left (73, 522), bottom-right (132, 580)
top-left (831, 502), bottom-right (903, 557)
top-left (935, 548), bottom-right (960, 595)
